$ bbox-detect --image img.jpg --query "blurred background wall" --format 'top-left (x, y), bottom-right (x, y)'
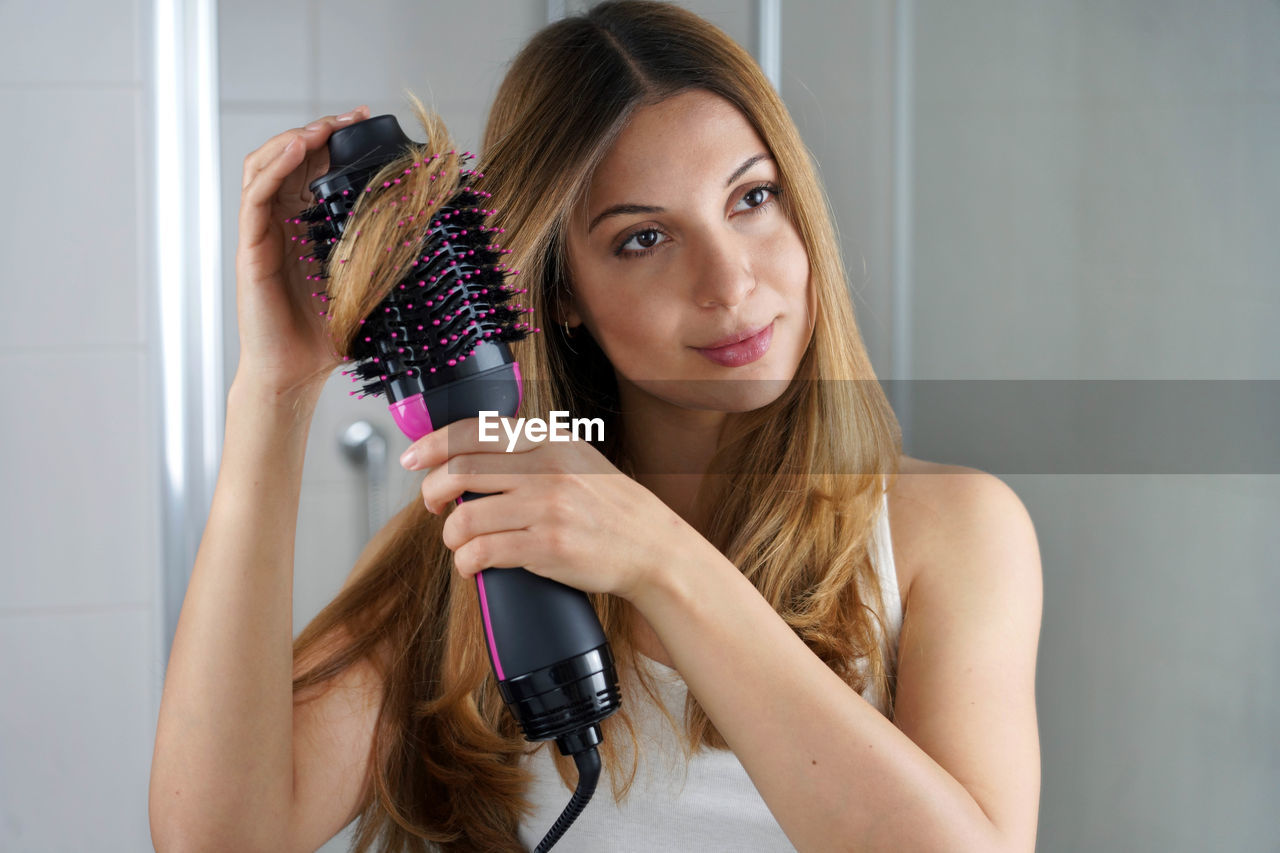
top-left (0, 1), bottom-right (1275, 850)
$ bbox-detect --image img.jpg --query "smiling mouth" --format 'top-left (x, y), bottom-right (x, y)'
top-left (693, 320), bottom-right (774, 351)
top-left (691, 321), bottom-right (774, 367)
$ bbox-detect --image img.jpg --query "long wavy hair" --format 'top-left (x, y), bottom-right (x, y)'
top-left (292, 2), bottom-right (902, 850)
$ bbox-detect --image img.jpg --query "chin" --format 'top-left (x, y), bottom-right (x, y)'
top-left (634, 374), bottom-right (796, 414)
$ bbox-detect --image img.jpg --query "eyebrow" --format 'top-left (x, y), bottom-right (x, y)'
top-left (586, 152), bottom-right (774, 235)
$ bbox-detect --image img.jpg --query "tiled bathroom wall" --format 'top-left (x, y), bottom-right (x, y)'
top-left (0, 0), bottom-right (157, 848)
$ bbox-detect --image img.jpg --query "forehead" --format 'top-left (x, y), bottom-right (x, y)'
top-left (587, 90), bottom-right (769, 200)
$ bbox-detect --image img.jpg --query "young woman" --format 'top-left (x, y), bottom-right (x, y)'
top-left (150, 2), bottom-right (1042, 851)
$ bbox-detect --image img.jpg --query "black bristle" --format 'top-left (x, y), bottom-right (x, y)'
top-left (298, 165), bottom-right (535, 402)
top-left (294, 191), bottom-right (354, 274)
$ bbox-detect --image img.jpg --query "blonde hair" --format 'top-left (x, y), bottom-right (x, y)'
top-left (292, 3), bottom-right (902, 850)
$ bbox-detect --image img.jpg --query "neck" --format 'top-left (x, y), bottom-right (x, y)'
top-left (615, 382), bottom-right (727, 527)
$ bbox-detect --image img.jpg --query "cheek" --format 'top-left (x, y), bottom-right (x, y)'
top-left (766, 226), bottom-right (815, 356)
top-left (764, 225), bottom-right (811, 303)
top-left (601, 302), bottom-right (681, 369)
top-left (575, 277), bottom-right (673, 365)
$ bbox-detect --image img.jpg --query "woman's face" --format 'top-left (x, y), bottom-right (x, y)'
top-left (563, 89), bottom-right (813, 415)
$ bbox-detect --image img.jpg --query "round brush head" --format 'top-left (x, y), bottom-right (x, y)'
top-left (290, 116), bottom-right (540, 403)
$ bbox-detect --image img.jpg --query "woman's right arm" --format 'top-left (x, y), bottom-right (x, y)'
top-left (149, 108), bottom-right (384, 853)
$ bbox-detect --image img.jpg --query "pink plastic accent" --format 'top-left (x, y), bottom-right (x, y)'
top-left (388, 393), bottom-right (434, 441)
top-left (475, 572), bottom-right (505, 681)
top-left (386, 360), bottom-right (527, 683)
top-left (513, 361), bottom-right (524, 412)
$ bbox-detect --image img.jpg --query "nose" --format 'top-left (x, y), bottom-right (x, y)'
top-left (691, 229), bottom-right (755, 309)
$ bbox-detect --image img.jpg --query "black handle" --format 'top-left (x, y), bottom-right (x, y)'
top-left (460, 490), bottom-right (606, 679)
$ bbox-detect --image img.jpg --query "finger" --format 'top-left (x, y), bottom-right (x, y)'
top-left (239, 107), bottom-right (375, 247)
top-left (404, 416), bottom-right (545, 470)
top-left (238, 132), bottom-right (308, 248)
top-left (419, 456), bottom-right (536, 514)
top-left (453, 530), bottom-right (540, 579)
top-left (440, 491), bottom-right (529, 551)
top-left (240, 106), bottom-right (370, 192)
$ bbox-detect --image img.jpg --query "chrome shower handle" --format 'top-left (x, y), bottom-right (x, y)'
top-left (339, 420), bottom-right (389, 543)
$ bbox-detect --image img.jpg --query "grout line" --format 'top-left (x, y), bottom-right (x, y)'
top-left (0, 343), bottom-right (146, 355)
top-left (0, 81), bottom-right (140, 90)
top-left (0, 602), bottom-right (152, 618)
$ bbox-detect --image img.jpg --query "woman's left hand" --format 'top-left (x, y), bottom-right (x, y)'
top-left (400, 416), bottom-right (692, 601)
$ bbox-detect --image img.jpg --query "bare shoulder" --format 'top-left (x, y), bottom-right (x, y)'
top-left (886, 455), bottom-right (1038, 606)
top-left (885, 455), bottom-right (1044, 851)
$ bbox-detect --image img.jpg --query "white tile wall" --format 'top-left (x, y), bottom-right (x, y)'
top-left (1073, 100), bottom-right (1280, 379)
top-left (914, 0), bottom-right (1081, 107)
top-left (909, 2), bottom-right (1280, 851)
top-left (310, 1), bottom-right (545, 116)
top-left (1076, 2), bottom-right (1255, 103)
top-left (911, 104), bottom-right (1083, 379)
top-left (0, 0), bottom-right (139, 84)
top-left (1026, 474), bottom-right (1280, 851)
top-left (0, 0), bottom-right (158, 849)
top-left (0, 351), bottom-right (153, 609)
top-left (913, 2), bottom-right (1280, 382)
top-left (0, 87), bottom-right (143, 349)
top-left (782, 0), bottom-right (917, 378)
top-left (215, 0), bottom-right (312, 104)
top-left (0, 609), bottom-right (155, 851)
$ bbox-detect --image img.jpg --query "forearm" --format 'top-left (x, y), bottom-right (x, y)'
top-left (628, 536), bottom-right (1004, 853)
top-left (150, 378), bottom-right (321, 851)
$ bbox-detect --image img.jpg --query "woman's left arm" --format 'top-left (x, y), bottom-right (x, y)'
top-left (406, 422), bottom-right (1041, 853)
top-left (626, 468), bottom-right (1043, 853)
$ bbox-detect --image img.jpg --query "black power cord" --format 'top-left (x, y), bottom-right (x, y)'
top-left (533, 746), bottom-right (602, 852)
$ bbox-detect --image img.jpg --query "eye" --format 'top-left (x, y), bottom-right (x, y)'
top-left (733, 183), bottom-right (781, 215)
top-left (611, 183), bottom-right (783, 260)
top-left (615, 227), bottom-right (668, 258)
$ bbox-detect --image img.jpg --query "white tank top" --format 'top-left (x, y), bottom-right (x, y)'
top-left (516, 490), bottom-right (904, 851)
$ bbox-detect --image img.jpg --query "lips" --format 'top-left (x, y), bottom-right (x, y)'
top-left (692, 321), bottom-right (774, 367)
top-left (695, 321), bottom-right (774, 350)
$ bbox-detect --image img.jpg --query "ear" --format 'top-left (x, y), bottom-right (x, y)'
top-left (552, 237), bottom-right (583, 329)
top-left (555, 293), bottom-right (582, 329)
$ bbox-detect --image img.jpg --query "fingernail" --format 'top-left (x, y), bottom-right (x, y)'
top-left (336, 110), bottom-right (356, 122)
top-left (400, 448), bottom-right (417, 469)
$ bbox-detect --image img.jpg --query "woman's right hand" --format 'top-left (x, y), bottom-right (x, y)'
top-left (233, 105), bottom-right (372, 399)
